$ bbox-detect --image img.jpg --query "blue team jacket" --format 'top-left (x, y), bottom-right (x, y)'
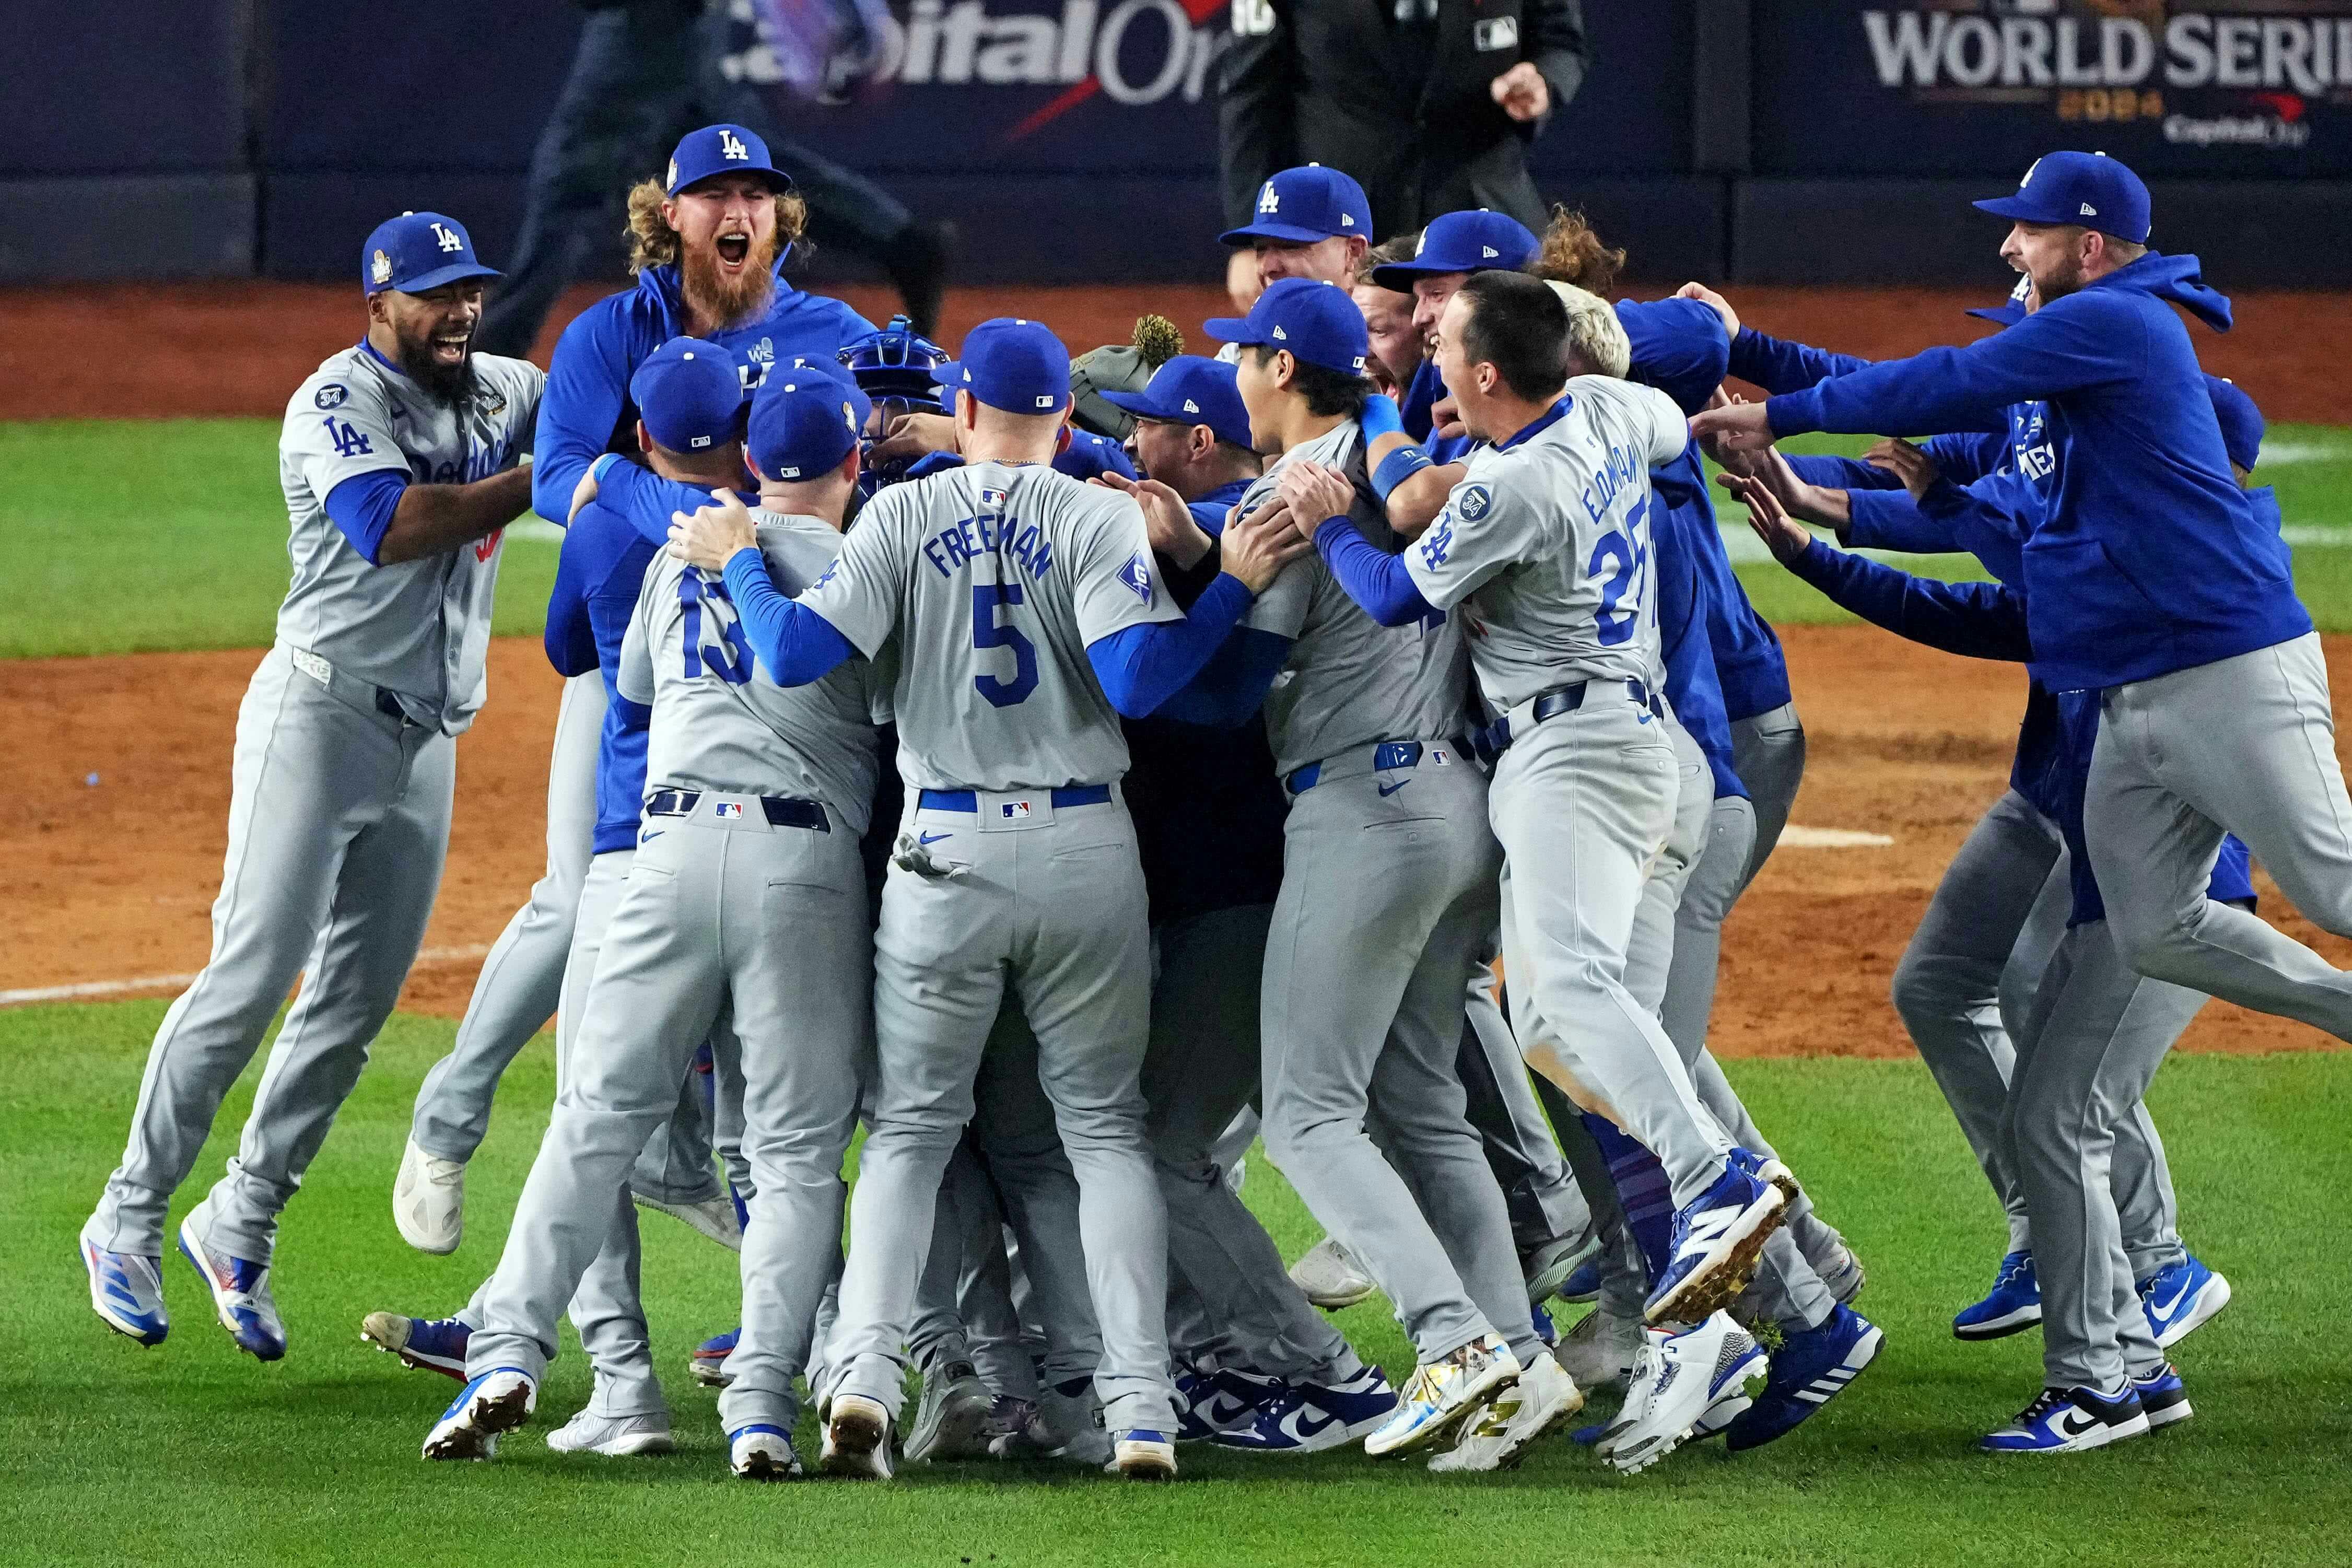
top-left (532, 261), bottom-right (874, 526)
top-left (1763, 253), bottom-right (2307, 691)
top-left (543, 498), bottom-right (659, 855)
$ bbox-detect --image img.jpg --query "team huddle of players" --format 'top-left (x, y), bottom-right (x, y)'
top-left (87, 124), bottom-right (2333, 1482)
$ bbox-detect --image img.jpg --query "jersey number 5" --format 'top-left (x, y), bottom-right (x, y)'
top-left (972, 583), bottom-right (1038, 708)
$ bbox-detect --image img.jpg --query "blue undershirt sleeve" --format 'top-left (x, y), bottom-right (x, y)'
top-left (601, 459), bottom-right (727, 547)
top-left (1312, 515), bottom-right (1436, 626)
top-left (1783, 538), bottom-right (2033, 661)
top-left (322, 469), bottom-right (411, 566)
top-left (720, 547), bottom-right (857, 686)
top-left (1084, 574), bottom-right (1256, 718)
top-left (1153, 625), bottom-right (1294, 728)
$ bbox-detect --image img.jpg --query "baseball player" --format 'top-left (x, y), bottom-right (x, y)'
top-left (365, 340), bottom-right (765, 1458)
top-left (1220, 163), bottom-right (1374, 313)
top-left (1308, 270), bottom-right (1803, 1473)
top-left (425, 366), bottom-right (888, 1479)
top-left (663, 318), bottom-right (1309, 1481)
top-left (1691, 151), bottom-right (2352, 1043)
top-left (78, 214), bottom-right (540, 1358)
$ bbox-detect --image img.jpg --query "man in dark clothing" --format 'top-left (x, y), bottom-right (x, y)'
top-left (478, 0), bottom-right (950, 358)
top-left (1217, 0), bottom-right (1589, 307)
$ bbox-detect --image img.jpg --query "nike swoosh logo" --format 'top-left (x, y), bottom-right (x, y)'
top-left (917, 831), bottom-right (952, 846)
top-left (2053, 1408), bottom-right (2099, 1437)
top-left (1377, 779), bottom-right (1411, 797)
top-left (1290, 1408), bottom-right (1338, 1438)
top-left (2150, 1278), bottom-right (2193, 1317)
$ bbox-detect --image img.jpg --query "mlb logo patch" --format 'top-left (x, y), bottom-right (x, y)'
top-left (1431, 748), bottom-right (1450, 765)
top-left (1119, 551), bottom-right (1154, 603)
top-left (979, 486), bottom-right (1009, 509)
top-left (1001, 800), bottom-right (1033, 820)
top-left (713, 801), bottom-right (745, 819)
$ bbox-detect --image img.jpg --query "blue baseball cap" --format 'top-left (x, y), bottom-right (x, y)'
top-left (666, 124), bottom-right (794, 196)
top-left (1368, 209), bottom-right (1540, 291)
top-left (748, 363), bottom-right (869, 481)
top-left (1221, 164), bottom-right (1373, 247)
top-left (2204, 375), bottom-right (2264, 473)
top-left (1203, 277), bottom-right (1368, 378)
top-left (1965, 274), bottom-right (2034, 327)
top-left (1102, 356), bottom-right (1253, 450)
top-left (629, 337), bottom-right (745, 454)
top-left (361, 211), bottom-right (501, 297)
top-left (1973, 151), bottom-right (2150, 243)
top-left (936, 318), bottom-right (1072, 416)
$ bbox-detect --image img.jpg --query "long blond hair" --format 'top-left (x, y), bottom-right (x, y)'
top-left (624, 178), bottom-right (810, 274)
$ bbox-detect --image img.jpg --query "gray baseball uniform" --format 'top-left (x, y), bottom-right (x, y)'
top-left (1407, 377), bottom-right (1736, 1211)
top-left (87, 344), bottom-right (541, 1266)
top-left (1244, 422), bottom-right (1536, 1370)
top-left (804, 461), bottom-right (1183, 1436)
top-left (463, 512), bottom-right (883, 1444)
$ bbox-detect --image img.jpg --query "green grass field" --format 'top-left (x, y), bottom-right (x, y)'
top-left (9, 420), bottom-right (2352, 658)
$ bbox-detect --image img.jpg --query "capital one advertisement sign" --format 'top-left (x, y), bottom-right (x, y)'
top-left (1757, 1), bottom-right (2352, 175)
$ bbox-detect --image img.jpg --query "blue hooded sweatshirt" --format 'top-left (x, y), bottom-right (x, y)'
top-left (1763, 252), bottom-right (2306, 691)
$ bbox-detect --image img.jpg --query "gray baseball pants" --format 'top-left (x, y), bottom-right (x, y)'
top-left (2089, 633), bottom-right (2352, 1038)
top-left (90, 645), bottom-right (452, 1262)
top-left (827, 790), bottom-right (1175, 1435)
top-left (1261, 751), bottom-right (1535, 1368)
top-left (1458, 956), bottom-right (1592, 1256)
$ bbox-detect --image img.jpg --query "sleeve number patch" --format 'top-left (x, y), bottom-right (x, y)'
top-left (972, 583), bottom-right (1039, 708)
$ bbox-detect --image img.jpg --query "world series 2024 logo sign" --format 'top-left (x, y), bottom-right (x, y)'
top-left (1858, 1), bottom-right (2352, 150)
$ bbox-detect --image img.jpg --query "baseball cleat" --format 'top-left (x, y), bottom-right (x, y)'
top-left (1215, 1364), bottom-right (1398, 1453)
top-left (2131, 1363), bottom-right (2193, 1429)
top-left (820, 1394), bottom-right (896, 1479)
top-left (1554, 1305), bottom-right (1643, 1394)
top-left (423, 1368), bottom-right (537, 1461)
top-left (1363, 1331), bottom-right (1520, 1458)
top-left (1428, 1350), bottom-right (1583, 1473)
top-left (1555, 1256), bottom-right (1602, 1305)
top-left (2137, 1255), bottom-right (2231, 1349)
top-left (1290, 1236), bottom-right (1378, 1310)
top-left (1106, 1429), bottom-right (1178, 1480)
top-left (731, 1424), bottom-right (803, 1480)
top-left (177, 1206), bottom-right (284, 1362)
top-left (690, 1326), bottom-right (738, 1387)
top-left (990, 1383), bottom-right (1111, 1466)
top-left (546, 1409), bottom-right (674, 1457)
top-left (1644, 1156), bottom-right (1789, 1327)
top-left (1524, 1232), bottom-right (1603, 1306)
top-left (633, 1190), bottom-right (742, 1251)
top-left (360, 1312), bottom-right (471, 1381)
top-left (79, 1228), bottom-right (168, 1347)
top-left (392, 1137), bottom-right (465, 1255)
top-left (1174, 1364), bottom-right (1280, 1443)
top-left (1954, 1250), bottom-right (2042, 1341)
top-left (1723, 1303), bottom-right (1882, 1452)
top-left (905, 1360), bottom-right (994, 1463)
top-left (1980, 1384), bottom-right (2149, 1455)
top-left (1600, 1312), bottom-right (1768, 1474)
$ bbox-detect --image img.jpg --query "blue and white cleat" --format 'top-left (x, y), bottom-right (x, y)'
top-left (1215, 1364), bottom-right (1398, 1453)
top-left (1980, 1384), bottom-right (2148, 1455)
top-left (1723, 1303), bottom-right (1883, 1452)
top-left (730, 1424), bottom-right (802, 1480)
top-left (177, 1206), bottom-right (284, 1361)
top-left (1601, 1312), bottom-right (1768, 1474)
top-left (1644, 1153), bottom-right (1792, 1326)
top-left (1953, 1250), bottom-right (2042, 1341)
top-left (2137, 1255), bottom-right (2231, 1350)
top-left (2131, 1362), bottom-right (2193, 1429)
top-left (80, 1228), bottom-right (168, 1347)
top-left (1175, 1364), bottom-right (1279, 1442)
top-left (1363, 1332), bottom-right (1520, 1458)
top-left (1557, 1257), bottom-right (1602, 1305)
top-left (423, 1368), bottom-right (538, 1461)
top-left (1107, 1428), bottom-right (1178, 1480)
top-left (691, 1326), bottom-right (739, 1387)
top-left (360, 1312), bottom-right (470, 1381)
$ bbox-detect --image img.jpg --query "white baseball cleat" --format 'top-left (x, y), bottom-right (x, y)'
top-left (820, 1394), bottom-right (896, 1480)
top-left (392, 1138), bottom-right (465, 1256)
top-left (1290, 1236), bottom-right (1378, 1311)
top-left (731, 1424), bottom-right (803, 1480)
top-left (545, 1409), bottom-right (674, 1457)
top-left (423, 1368), bottom-right (538, 1461)
top-left (1599, 1313), bottom-right (1768, 1475)
top-left (80, 1227), bottom-right (169, 1347)
top-left (1363, 1332), bottom-right (1521, 1458)
top-left (633, 1191), bottom-right (742, 1251)
top-left (1429, 1350), bottom-right (1584, 1472)
top-left (1554, 1305), bottom-right (1644, 1394)
top-left (1106, 1429), bottom-right (1178, 1481)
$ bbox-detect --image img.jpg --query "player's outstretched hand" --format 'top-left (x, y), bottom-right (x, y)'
top-left (1695, 389), bottom-right (1757, 477)
top-left (1099, 471), bottom-right (1214, 568)
top-left (567, 466), bottom-right (602, 525)
top-left (1221, 497), bottom-right (1314, 594)
top-left (1722, 471), bottom-right (1812, 567)
top-left (1274, 460), bottom-right (1355, 536)
top-left (1675, 282), bottom-right (1740, 340)
top-left (1491, 62), bottom-right (1551, 123)
top-left (871, 411), bottom-right (958, 464)
top-left (1865, 437), bottom-right (1939, 501)
top-left (1689, 398), bottom-right (1775, 453)
top-left (1429, 395), bottom-right (1467, 444)
top-left (669, 488), bottom-right (759, 570)
top-left (1226, 249), bottom-right (1262, 314)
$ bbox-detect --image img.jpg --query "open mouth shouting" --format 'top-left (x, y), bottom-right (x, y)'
top-left (715, 231), bottom-right (753, 271)
top-left (429, 323), bottom-right (473, 366)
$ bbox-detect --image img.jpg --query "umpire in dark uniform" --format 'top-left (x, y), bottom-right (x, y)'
top-left (478, 0), bottom-right (952, 358)
top-left (1218, 0), bottom-right (1588, 306)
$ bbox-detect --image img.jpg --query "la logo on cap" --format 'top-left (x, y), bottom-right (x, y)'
top-left (371, 249), bottom-right (392, 285)
top-left (429, 221), bottom-right (463, 253)
top-left (1259, 182), bottom-right (1279, 214)
top-left (721, 130), bottom-right (748, 160)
